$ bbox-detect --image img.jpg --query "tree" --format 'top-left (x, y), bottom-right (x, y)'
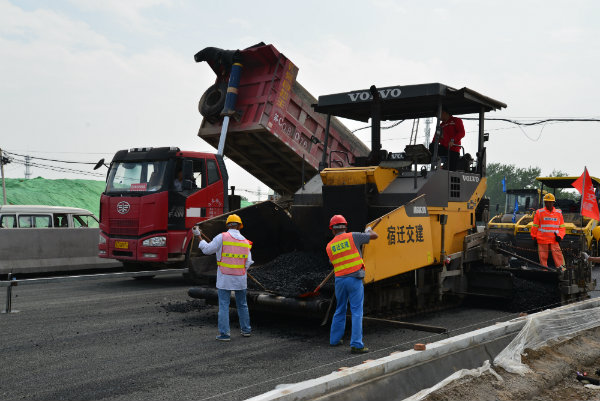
top-left (548, 169), bottom-right (579, 201)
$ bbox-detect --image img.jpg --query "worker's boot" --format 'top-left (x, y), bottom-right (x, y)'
top-left (350, 346), bottom-right (369, 354)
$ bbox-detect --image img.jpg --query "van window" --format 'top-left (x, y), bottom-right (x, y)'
top-left (18, 215), bottom-right (32, 228)
top-left (207, 159), bottom-right (221, 185)
top-left (73, 215), bottom-right (99, 228)
top-left (18, 215), bottom-right (52, 228)
top-left (0, 215), bottom-right (16, 228)
top-left (34, 216), bottom-right (52, 228)
top-left (54, 213), bottom-right (69, 228)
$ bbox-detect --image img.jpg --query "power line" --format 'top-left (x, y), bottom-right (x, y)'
top-left (4, 151), bottom-right (98, 165)
top-left (351, 120), bottom-right (404, 133)
top-left (9, 157), bottom-right (104, 178)
top-left (462, 117), bottom-right (600, 126)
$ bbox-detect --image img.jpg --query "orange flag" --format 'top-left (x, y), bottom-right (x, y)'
top-left (572, 167), bottom-right (600, 221)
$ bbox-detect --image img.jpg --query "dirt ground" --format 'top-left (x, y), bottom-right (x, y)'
top-left (423, 326), bottom-right (600, 401)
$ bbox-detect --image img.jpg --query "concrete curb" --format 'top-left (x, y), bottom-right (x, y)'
top-left (248, 298), bottom-right (600, 401)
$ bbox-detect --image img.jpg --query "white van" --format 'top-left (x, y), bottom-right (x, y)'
top-left (0, 205), bottom-right (99, 229)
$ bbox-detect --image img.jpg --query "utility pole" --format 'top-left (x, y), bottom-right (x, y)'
top-left (25, 155), bottom-right (31, 179)
top-left (0, 148), bottom-right (8, 205)
top-left (424, 118), bottom-right (432, 145)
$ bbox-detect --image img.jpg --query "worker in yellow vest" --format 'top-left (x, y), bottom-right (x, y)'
top-left (193, 214), bottom-right (253, 341)
top-left (326, 215), bottom-right (378, 354)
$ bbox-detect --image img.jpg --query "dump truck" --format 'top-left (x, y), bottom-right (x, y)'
top-left (190, 82), bottom-right (595, 318)
top-left (195, 42), bottom-right (369, 195)
top-left (97, 43), bottom-right (369, 270)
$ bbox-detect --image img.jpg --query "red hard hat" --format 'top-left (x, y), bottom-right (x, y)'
top-left (329, 214), bottom-right (348, 229)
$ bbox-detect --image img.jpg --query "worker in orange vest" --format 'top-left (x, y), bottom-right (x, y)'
top-left (193, 214), bottom-right (253, 341)
top-left (531, 193), bottom-right (566, 269)
top-left (326, 215), bottom-right (378, 354)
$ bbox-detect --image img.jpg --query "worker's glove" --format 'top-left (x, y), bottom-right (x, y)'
top-left (365, 227), bottom-right (373, 234)
top-left (554, 233), bottom-right (562, 243)
top-left (192, 226), bottom-right (201, 237)
top-left (581, 252), bottom-right (590, 262)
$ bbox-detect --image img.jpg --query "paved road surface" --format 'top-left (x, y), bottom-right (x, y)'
top-left (1, 268), bottom-right (598, 401)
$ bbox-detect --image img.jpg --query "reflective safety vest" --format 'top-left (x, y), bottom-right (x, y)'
top-left (217, 232), bottom-right (252, 276)
top-left (531, 207), bottom-right (566, 244)
top-left (326, 232), bottom-right (364, 277)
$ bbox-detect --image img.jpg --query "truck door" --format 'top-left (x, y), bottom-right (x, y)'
top-left (184, 157), bottom-right (224, 227)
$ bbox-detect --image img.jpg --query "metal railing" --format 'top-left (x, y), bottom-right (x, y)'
top-left (1, 268), bottom-right (188, 314)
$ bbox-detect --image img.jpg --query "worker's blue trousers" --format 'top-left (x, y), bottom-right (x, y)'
top-left (330, 276), bottom-right (364, 348)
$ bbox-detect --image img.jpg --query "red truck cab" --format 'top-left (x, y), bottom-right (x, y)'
top-left (98, 147), bottom-right (231, 266)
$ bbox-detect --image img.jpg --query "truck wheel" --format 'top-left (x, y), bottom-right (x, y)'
top-left (199, 82), bottom-right (227, 120)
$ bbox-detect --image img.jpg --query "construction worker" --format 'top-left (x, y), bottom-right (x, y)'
top-left (173, 169), bottom-right (183, 191)
top-left (531, 193), bottom-right (566, 269)
top-left (326, 215), bottom-right (378, 354)
top-left (428, 108), bottom-right (465, 171)
top-left (193, 214), bottom-right (253, 341)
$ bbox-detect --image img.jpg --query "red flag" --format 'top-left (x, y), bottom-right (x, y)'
top-left (572, 167), bottom-right (600, 221)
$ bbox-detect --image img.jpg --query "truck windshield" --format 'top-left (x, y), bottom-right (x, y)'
top-left (106, 161), bottom-right (168, 193)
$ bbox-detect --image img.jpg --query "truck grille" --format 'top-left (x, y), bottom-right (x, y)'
top-left (109, 219), bottom-right (139, 235)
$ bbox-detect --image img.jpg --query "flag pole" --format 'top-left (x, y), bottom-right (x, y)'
top-left (581, 167), bottom-right (587, 254)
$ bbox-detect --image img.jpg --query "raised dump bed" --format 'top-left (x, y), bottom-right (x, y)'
top-left (196, 43), bottom-right (370, 195)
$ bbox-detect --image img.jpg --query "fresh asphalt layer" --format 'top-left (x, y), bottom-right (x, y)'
top-left (1, 268), bottom-right (598, 401)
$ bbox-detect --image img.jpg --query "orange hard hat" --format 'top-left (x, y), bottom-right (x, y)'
top-left (329, 215), bottom-right (348, 229)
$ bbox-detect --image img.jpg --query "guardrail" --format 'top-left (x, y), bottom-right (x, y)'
top-left (1, 269), bottom-right (188, 314)
top-left (0, 228), bottom-right (120, 275)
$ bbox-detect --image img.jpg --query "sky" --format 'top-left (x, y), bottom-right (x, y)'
top-left (1, 0), bottom-right (599, 200)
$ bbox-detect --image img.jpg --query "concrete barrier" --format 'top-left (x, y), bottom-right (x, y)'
top-left (249, 297), bottom-right (600, 401)
top-left (0, 228), bottom-right (120, 274)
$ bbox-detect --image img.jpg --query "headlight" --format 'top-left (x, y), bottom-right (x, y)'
top-left (143, 236), bottom-right (166, 247)
top-left (99, 234), bottom-right (107, 245)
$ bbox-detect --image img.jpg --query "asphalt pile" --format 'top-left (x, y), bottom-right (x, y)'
top-left (510, 276), bottom-right (561, 313)
top-left (248, 251), bottom-right (333, 297)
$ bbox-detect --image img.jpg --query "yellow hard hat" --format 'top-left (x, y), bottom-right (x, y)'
top-left (543, 193), bottom-right (556, 202)
top-left (226, 214), bottom-right (243, 229)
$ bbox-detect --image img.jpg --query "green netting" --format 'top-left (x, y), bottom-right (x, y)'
top-left (1, 177), bottom-right (105, 216)
top-left (1, 177), bottom-right (254, 217)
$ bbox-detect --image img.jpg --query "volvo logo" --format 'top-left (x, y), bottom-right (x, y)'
top-left (347, 88), bottom-right (402, 102)
top-left (117, 201), bottom-right (131, 215)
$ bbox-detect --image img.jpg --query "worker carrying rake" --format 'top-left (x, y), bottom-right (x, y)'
top-left (326, 215), bottom-right (378, 354)
top-left (531, 193), bottom-right (566, 269)
top-left (193, 214), bottom-right (253, 341)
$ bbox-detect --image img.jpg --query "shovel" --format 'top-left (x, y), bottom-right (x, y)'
top-left (299, 269), bottom-right (335, 298)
